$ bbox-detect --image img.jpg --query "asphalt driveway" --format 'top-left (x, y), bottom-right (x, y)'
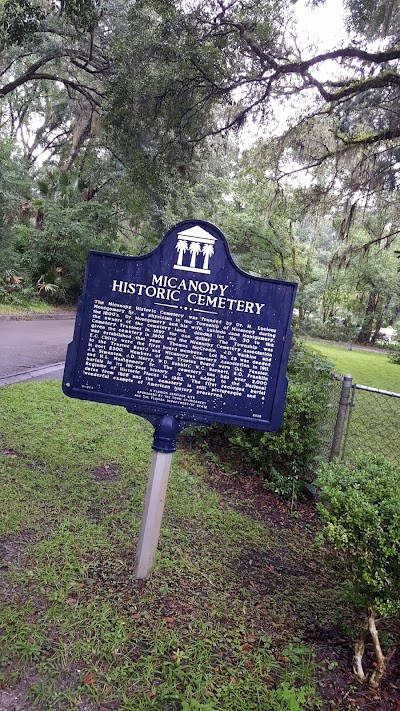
top-left (0, 318), bottom-right (75, 384)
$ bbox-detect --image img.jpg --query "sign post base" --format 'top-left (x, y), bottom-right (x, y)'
top-left (134, 415), bottom-right (180, 580)
top-left (134, 449), bottom-right (173, 580)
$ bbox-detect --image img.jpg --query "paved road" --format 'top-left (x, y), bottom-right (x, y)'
top-left (0, 319), bottom-right (75, 383)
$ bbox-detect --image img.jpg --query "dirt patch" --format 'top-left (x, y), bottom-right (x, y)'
top-left (179, 431), bottom-right (316, 529)
top-left (91, 462), bottom-right (120, 482)
top-left (1, 447), bottom-right (19, 457)
top-left (0, 531), bottom-right (38, 604)
top-left (0, 531), bottom-right (37, 569)
top-left (200, 452), bottom-right (317, 531)
top-left (0, 690), bottom-right (31, 711)
top-left (0, 659), bottom-right (104, 711)
top-left (0, 666), bottom-right (41, 711)
top-left (235, 546), bottom-right (321, 585)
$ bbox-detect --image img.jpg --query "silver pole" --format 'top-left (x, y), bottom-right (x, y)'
top-left (330, 373), bottom-right (353, 461)
top-left (134, 450), bottom-right (173, 580)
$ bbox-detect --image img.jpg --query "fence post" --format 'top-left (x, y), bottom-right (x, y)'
top-left (330, 374), bottom-right (353, 461)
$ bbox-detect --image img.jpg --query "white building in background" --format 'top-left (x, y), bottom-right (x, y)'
top-left (379, 327), bottom-right (397, 343)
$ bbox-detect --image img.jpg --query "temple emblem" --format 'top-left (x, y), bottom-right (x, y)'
top-left (174, 225), bottom-right (217, 275)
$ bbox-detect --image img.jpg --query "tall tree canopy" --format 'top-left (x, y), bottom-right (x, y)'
top-left (3, 0), bottom-right (400, 188)
top-left (0, 0), bottom-right (399, 326)
top-left (107, 1), bottom-right (400, 185)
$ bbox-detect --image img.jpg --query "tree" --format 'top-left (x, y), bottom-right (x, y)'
top-left (355, 248), bottom-right (400, 343)
top-left (102, 0), bottom-right (400, 275)
top-left (0, 0), bottom-right (105, 99)
top-left (0, 0), bottom-right (114, 169)
top-left (202, 242), bottom-right (214, 270)
top-left (2, 0), bottom-right (399, 309)
top-left (189, 240), bottom-right (201, 268)
top-left (4, 0), bottom-right (400, 196)
top-left (0, 138), bottom-right (30, 280)
top-left (319, 209), bottom-right (400, 340)
top-left (107, 1), bottom-right (400, 179)
top-left (175, 239), bottom-right (188, 266)
top-left (8, 0), bottom-right (400, 178)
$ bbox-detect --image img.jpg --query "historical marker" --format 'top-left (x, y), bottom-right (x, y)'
top-left (63, 220), bottom-right (297, 578)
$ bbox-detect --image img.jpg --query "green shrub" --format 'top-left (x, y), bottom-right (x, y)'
top-left (221, 341), bottom-right (336, 496)
top-left (0, 278), bottom-right (36, 305)
top-left (316, 456), bottom-right (400, 618)
top-left (297, 316), bottom-right (358, 343)
top-left (388, 342), bottom-right (400, 365)
top-left (316, 456), bottom-right (400, 686)
top-left (2, 199), bottom-right (120, 305)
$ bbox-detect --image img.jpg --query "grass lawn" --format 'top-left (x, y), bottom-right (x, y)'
top-left (1, 381), bottom-right (388, 710)
top-left (305, 340), bottom-right (400, 392)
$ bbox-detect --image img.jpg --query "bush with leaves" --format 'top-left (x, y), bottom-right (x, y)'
top-left (298, 316), bottom-right (359, 343)
top-left (222, 341), bottom-right (336, 497)
top-left (8, 198), bottom-right (120, 304)
top-left (388, 341), bottom-right (400, 365)
top-left (316, 456), bottom-right (400, 687)
top-left (0, 140), bottom-right (31, 280)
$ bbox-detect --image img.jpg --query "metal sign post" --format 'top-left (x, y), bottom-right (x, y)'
top-left (134, 415), bottom-right (180, 580)
top-left (63, 220), bottom-right (297, 579)
top-left (134, 449), bottom-right (173, 580)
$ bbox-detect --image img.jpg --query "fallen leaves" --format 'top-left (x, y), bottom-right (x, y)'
top-left (82, 671), bottom-right (96, 685)
top-left (162, 616), bottom-right (174, 628)
top-left (66, 596), bottom-right (78, 604)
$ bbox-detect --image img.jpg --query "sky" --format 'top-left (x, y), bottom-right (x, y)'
top-left (292, 0), bottom-right (347, 53)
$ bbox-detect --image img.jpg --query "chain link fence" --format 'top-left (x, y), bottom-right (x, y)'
top-left (342, 384), bottom-right (400, 465)
top-left (328, 376), bottom-right (400, 467)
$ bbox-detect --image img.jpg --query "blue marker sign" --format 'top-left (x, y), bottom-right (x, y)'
top-left (63, 220), bottom-right (297, 438)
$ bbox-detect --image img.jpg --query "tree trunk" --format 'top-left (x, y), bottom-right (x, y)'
top-left (297, 282), bottom-right (305, 322)
top-left (368, 608), bottom-right (386, 688)
top-left (357, 291), bottom-right (377, 344)
top-left (353, 615), bottom-right (369, 682)
top-left (371, 296), bottom-right (388, 344)
top-left (352, 607), bottom-right (388, 688)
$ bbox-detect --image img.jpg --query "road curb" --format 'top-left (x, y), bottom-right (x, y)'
top-left (0, 312), bottom-right (75, 321)
top-left (0, 362), bottom-right (65, 386)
